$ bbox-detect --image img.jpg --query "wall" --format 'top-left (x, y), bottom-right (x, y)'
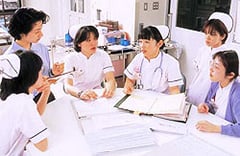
top-left (23, 0), bottom-right (70, 45)
top-left (93, 0), bottom-right (135, 42)
top-left (135, 0), bottom-right (169, 40)
top-left (23, 0), bottom-right (136, 45)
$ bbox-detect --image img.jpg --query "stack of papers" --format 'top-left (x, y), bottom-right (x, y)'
top-left (72, 98), bottom-right (120, 119)
top-left (84, 124), bottom-right (158, 155)
top-left (72, 96), bottom-right (158, 155)
top-left (153, 102), bottom-right (191, 123)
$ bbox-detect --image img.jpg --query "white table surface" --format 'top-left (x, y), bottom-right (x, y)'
top-left (27, 89), bottom-right (240, 156)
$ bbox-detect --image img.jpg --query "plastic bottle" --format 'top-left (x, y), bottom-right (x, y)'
top-left (65, 32), bottom-right (73, 47)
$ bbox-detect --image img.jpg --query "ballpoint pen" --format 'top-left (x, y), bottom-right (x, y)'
top-left (49, 67), bottom-right (76, 78)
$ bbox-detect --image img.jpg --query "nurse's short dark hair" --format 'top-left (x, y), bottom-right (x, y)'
top-left (138, 26), bottom-right (165, 49)
top-left (213, 50), bottom-right (239, 79)
top-left (8, 7), bottom-right (49, 40)
top-left (202, 19), bottom-right (228, 44)
top-left (0, 51), bottom-right (43, 100)
top-left (74, 25), bottom-right (99, 52)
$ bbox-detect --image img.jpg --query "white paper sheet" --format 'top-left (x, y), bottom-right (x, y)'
top-left (84, 124), bottom-right (157, 155)
top-left (143, 134), bottom-right (232, 156)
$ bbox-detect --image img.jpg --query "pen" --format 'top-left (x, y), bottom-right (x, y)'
top-left (150, 127), bottom-right (185, 135)
top-left (49, 67), bottom-right (76, 78)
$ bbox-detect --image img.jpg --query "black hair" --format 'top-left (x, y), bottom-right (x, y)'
top-left (213, 50), bottom-right (239, 79)
top-left (8, 7), bottom-right (49, 40)
top-left (202, 19), bottom-right (228, 44)
top-left (0, 50), bottom-right (43, 100)
top-left (138, 26), bottom-right (165, 49)
top-left (73, 25), bottom-right (99, 52)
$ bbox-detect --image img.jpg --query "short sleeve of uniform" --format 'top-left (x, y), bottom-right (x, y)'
top-left (31, 43), bottom-right (51, 76)
top-left (165, 54), bottom-right (183, 87)
top-left (20, 97), bottom-right (49, 144)
top-left (100, 50), bottom-right (114, 73)
top-left (64, 52), bottom-right (79, 79)
top-left (64, 52), bottom-right (77, 72)
top-left (124, 54), bottom-right (142, 80)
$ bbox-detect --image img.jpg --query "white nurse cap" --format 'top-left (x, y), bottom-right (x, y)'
top-left (0, 54), bottom-right (20, 79)
top-left (69, 24), bottom-right (89, 39)
top-left (208, 12), bottom-right (233, 33)
top-left (152, 25), bottom-right (170, 40)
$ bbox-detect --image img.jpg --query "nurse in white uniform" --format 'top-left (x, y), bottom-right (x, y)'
top-left (64, 25), bottom-right (117, 100)
top-left (187, 12), bottom-right (234, 105)
top-left (0, 52), bottom-right (49, 155)
top-left (124, 26), bottom-right (183, 94)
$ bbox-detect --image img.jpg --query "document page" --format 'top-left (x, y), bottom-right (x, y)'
top-left (143, 134), bottom-right (232, 156)
top-left (118, 93), bottom-right (155, 113)
top-left (84, 124), bottom-right (158, 155)
top-left (153, 102), bottom-right (192, 122)
top-left (79, 112), bottom-right (144, 134)
top-left (150, 93), bottom-right (185, 114)
top-left (117, 90), bottom-right (185, 115)
top-left (72, 95), bottom-right (123, 118)
top-left (149, 117), bottom-right (187, 135)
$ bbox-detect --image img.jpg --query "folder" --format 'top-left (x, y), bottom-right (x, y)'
top-left (114, 91), bottom-right (191, 123)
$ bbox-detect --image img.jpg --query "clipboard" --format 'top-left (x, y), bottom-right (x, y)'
top-left (114, 94), bottom-right (130, 108)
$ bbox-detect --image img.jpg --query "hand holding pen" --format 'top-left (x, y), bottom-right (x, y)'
top-left (47, 67), bottom-right (76, 84)
top-left (52, 62), bottom-right (64, 76)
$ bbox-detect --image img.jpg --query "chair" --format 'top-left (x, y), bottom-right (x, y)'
top-left (179, 72), bottom-right (186, 93)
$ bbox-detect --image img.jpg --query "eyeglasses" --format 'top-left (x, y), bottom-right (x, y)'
top-left (209, 60), bottom-right (221, 69)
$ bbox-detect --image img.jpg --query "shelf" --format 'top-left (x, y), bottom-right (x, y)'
top-left (0, 0), bottom-right (21, 28)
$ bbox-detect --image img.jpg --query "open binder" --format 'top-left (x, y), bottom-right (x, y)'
top-left (114, 91), bottom-right (191, 123)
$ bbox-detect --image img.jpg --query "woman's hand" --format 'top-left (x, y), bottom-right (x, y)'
top-left (197, 103), bottom-right (209, 113)
top-left (123, 78), bottom-right (135, 95)
top-left (102, 81), bottom-right (116, 98)
top-left (79, 90), bottom-right (98, 101)
top-left (52, 62), bottom-right (64, 76)
top-left (196, 120), bottom-right (221, 133)
top-left (36, 77), bottom-right (51, 95)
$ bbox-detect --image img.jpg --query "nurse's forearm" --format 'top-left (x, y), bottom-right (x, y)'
top-left (168, 86), bottom-right (180, 94)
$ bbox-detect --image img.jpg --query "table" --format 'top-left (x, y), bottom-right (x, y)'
top-left (27, 89), bottom-right (240, 156)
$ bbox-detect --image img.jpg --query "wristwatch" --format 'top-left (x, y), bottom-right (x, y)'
top-left (77, 91), bottom-right (84, 98)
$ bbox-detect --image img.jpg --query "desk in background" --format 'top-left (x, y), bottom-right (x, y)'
top-left (164, 40), bottom-right (183, 60)
top-left (107, 45), bottom-right (137, 78)
top-left (27, 89), bottom-right (240, 156)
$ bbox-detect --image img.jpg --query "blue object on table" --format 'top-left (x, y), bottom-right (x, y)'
top-left (65, 32), bottom-right (73, 47)
top-left (120, 39), bottom-right (130, 46)
top-left (107, 37), bottom-right (116, 44)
